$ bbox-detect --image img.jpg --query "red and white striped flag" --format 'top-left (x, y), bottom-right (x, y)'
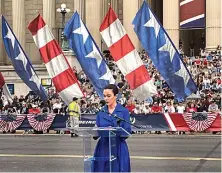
top-left (27, 114), bottom-right (55, 131)
top-left (183, 112), bottom-right (218, 132)
top-left (28, 15), bottom-right (84, 104)
top-left (0, 72), bottom-right (13, 103)
top-left (100, 8), bottom-right (157, 101)
top-left (1, 115), bottom-right (26, 132)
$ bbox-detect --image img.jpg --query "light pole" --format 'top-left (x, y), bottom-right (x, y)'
top-left (56, 3), bottom-right (70, 51)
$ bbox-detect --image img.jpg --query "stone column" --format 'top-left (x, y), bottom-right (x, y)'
top-left (74, 0), bottom-right (85, 21)
top-left (123, 0), bottom-right (142, 51)
top-left (102, 0), bottom-right (118, 18)
top-left (206, 0), bottom-right (221, 50)
top-left (102, 0), bottom-right (109, 18)
top-left (12, 0), bottom-right (25, 48)
top-left (85, 0), bottom-right (102, 48)
top-left (163, 0), bottom-right (179, 49)
top-left (110, 0), bottom-right (118, 14)
top-left (43, 0), bottom-right (56, 30)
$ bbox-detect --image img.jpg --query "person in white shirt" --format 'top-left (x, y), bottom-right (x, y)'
top-left (164, 101), bottom-right (175, 113)
top-left (52, 99), bottom-right (62, 114)
top-left (142, 104), bottom-right (151, 114)
top-left (133, 104), bottom-right (141, 114)
top-left (177, 102), bottom-right (185, 114)
top-left (2, 96), bottom-right (9, 107)
top-left (208, 100), bottom-right (219, 112)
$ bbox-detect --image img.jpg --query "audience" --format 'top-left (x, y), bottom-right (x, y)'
top-left (0, 46), bottom-right (221, 116)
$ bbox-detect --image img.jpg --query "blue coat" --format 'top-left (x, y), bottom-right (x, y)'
top-left (92, 103), bottom-right (132, 172)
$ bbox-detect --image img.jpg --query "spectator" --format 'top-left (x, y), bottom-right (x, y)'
top-left (164, 101), bottom-right (175, 113)
top-left (186, 102), bottom-right (197, 113)
top-left (28, 104), bottom-right (40, 114)
top-left (151, 102), bottom-right (162, 113)
top-left (52, 99), bottom-right (62, 114)
top-left (125, 100), bottom-right (135, 113)
top-left (208, 100), bottom-right (219, 113)
top-left (176, 102), bottom-right (185, 114)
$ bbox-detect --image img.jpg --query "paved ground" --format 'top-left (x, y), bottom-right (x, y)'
top-left (0, 134), bottom-right (221, 172)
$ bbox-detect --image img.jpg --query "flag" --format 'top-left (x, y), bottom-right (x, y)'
top-left (28, 15), bottom-right (84, 105)
top-left (132, 1), bottom-right (197, 101)
top-left (1, 15), bottom-right (47, 102)
top-left (180, 0), bottom-right (205, 28)
top-left (0, 72), bottom-right (13, 103)
top-left (0, 115), bottom-right (7, 131)
top-left (183, 112), bottom-right (218, 132)
top-left (27, 113), bottom-right (55, 131)
top-left (64, 12), bottom-right (115, 99)
top-left (99, 7), bottom-right (157, 101)
top-left (0, 114), bottom-right (26, 132)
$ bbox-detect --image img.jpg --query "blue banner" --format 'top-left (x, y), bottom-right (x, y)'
top-left (0, 114), bottom-right (170, 131)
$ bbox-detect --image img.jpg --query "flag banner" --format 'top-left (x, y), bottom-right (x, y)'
top-left (64, 12), bottom-right (115, 98)
top-left (183, 112), bottom-right (218, 132)
top-left (132, 1), bottom-right (197, 101)
top-left (100, 7), bottom-right (157, 101)
top-left (27, 113), bottom-right (55, 131)
top-left (0, 114), bottom-right (26, 132)
top-left (0, 116), bottom-right (7, 131)
top-left (0, 113), bottom-right (220, 132)
top-left (0, 72), bottom-right (13, 103)
top-left (1, 16), bottom-right (47, 102)
top-left (28, 15), bottom-right (84, 104)
top-left (180, 0), bottom-right (205, 29)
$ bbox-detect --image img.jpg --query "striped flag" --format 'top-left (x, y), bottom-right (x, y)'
top-left (133, 1), bottom-right (197, 101)
top-left (0, 72), bottom-right (13, 103)
top-left (0, 114), bottom-right (26, 132)
top-left (2, 16), bottom-right (48, 102)
top-left (28, 15), bottom-right (84, 105)
top-left (180, 0), bottom-right (205, 28)
top-left (183, 112), bottom-right (218, 132)
top-left (64, 12), bottom-right (115, 99)
top-left (27, 114), bottom-right (55, 131)
top-left (0, 116), bottom-right (7, 131)
top-left (100, 7), bottom-right (157, 101)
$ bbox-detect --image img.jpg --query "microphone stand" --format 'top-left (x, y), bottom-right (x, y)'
top-left (101, 109), bottom-right (141, 129)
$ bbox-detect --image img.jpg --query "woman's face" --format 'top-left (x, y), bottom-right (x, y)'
top-left (103, 89), bottom-right (117, 106)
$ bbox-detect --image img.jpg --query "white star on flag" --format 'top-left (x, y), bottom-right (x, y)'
top-left (99, 65), bottom-right (115, 83)
top-left (158, 33), bottom-right (176, 62)
top-left (175, 61), bottom-right (190, 86)
top-left (73, 19), bottom-right (89, 44)
top-left (144, 9), bottom-right (160, 38)
top-left (4, 23), bottom-right (16, 49)
top-left (29, 68), bottom-right (41, 90)
top-left (15, 46), bottom-right (28, 71)
top-left (85, 42), bottom-right (102, 68)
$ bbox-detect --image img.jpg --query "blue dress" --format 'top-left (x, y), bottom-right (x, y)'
top-left (92, 103), bottom-right (132, 172)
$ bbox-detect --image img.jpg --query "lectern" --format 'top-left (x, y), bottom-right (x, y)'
top-left (72, 127), bottom-right (131, 172)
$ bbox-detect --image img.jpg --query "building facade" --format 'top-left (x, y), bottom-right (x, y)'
top-left (0, 0), bottom-right (221, 96)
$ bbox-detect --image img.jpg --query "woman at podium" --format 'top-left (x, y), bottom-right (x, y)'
top-left (93, 84), bottom-right (132, 172)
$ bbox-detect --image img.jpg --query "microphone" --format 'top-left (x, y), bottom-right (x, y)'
top-left (100, 109), bottom-right (141, 129)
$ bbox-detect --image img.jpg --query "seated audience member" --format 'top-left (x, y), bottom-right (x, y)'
top-left (151, 102), bottom-right (162, 113)
top-left (176, 102), bottom-right (185, 114)
top-left (164, 101), bottom-right (175, 113)
top-left (125, 100), bottom-right (135, 113)
top-left (186, 102), bottom-right (197, 113)
top-left (28, 104), bottom-right (40, 114)
top-left (52, 99), bottom-right (62, 114)
top-left (208, 100), bottom-right (219, 112)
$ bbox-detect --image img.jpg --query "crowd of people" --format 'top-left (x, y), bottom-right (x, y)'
top-left (0, 46), bottom-right (221, 116)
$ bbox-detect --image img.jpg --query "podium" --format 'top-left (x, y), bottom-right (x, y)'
top-left (71, 127), bottom-right (131, 172)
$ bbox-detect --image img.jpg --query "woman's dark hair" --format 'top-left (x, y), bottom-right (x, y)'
top-left (104, 84), bottom-right (119, 96)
